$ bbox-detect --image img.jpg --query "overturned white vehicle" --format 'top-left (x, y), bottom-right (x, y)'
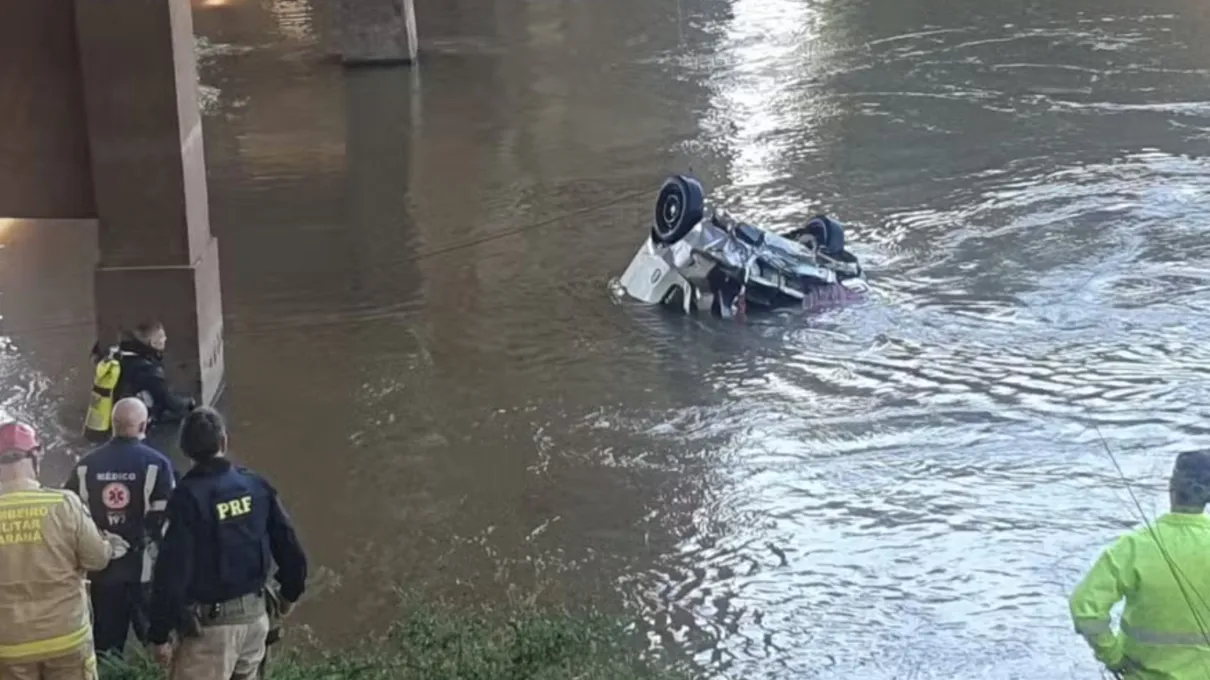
top-left (618, 175), bottom-right (869, 317)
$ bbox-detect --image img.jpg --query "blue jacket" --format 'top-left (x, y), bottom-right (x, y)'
top-left (64, 437), bottom-right (176, 583)
top-left (147, 457), bottom-right (307, 645)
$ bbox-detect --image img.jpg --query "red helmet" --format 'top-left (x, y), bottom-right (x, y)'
top-left (0, 422), bottom-right (40, 462)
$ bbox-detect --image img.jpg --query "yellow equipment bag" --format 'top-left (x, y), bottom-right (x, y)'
top-left (83, 347), bottom-right (121, 443)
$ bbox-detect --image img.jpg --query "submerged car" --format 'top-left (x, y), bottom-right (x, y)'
top-left (617, 174), bottom-right (869, 317)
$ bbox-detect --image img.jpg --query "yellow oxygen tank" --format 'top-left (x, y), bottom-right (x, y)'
top-left (83, 347), bottom-right (122, 443)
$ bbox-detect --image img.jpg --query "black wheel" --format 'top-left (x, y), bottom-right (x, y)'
top-left (651, 175), bottom-right (705, 245)
top-left (661, 284), bottom-right (686, 308)
top-left (834, 249), bottom-right (863, 280)
top-left (790, 215), bottom-right (846, 256)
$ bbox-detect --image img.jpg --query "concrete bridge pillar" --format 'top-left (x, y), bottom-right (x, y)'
top-left (339, 0), bottom-right (419, 65)
top-left (75, 0), bottom-right (225, 406)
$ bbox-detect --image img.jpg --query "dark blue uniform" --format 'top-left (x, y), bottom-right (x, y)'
top-left (147, 457), bottom-right (307, 646)
top-left (114, 338), bottom-right (194, 426)
top-left (64, 436), bottom-right (176, 656)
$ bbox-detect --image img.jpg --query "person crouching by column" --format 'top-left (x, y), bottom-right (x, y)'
top-left (64, 398), bottom-right (176, 661)
top-left (114, 321), bottom-right (196, 429)
top-left (0, 421), bottom-right (130, 679)
top-left (147, 407), bottom-right (308, 680)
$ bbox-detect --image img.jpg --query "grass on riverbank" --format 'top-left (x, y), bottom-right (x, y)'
top-left (99, 595), bottom-right (692, 680)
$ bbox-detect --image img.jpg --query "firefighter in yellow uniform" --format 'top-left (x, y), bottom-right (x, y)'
top-left (1070, 451), bottom-right (1210, 680)
top-left (0, 422), bottom-right (129, 680)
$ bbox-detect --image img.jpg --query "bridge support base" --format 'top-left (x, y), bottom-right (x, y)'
top-left (76, 0), bottom-right (224, 406)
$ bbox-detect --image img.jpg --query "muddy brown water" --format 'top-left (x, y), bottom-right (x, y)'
top-left (4, 0), bottom-right (1210, 677)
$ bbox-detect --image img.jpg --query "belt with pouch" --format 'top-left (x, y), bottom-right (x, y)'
top-left (184, 591), bottom-right (265, 634)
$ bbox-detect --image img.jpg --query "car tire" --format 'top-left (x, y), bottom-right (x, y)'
top-left (651, 175), bottom-right (705, 245)
top-left (793, 215), bottom-right (846, 256)
top-left (661, 284), bottom-right (687, 310)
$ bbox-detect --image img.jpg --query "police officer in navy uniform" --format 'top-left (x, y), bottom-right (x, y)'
top-left (64, 397), bottom-right (176, 659)
top-left (148, 407), bottom-right (307, 679)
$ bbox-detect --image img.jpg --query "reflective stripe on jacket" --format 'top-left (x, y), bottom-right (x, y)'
top-left (64, 437), bottom-right (176, 584)
top-left (0, 480), bottom-right (112, 663)
top-left (1070, 512), bottom-right (1210, 680)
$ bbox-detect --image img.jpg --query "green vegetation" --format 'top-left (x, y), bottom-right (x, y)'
top-left (99, 596), bottom-right (691, 680)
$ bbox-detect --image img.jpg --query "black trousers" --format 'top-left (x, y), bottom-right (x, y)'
top-left (89, 580), bottom-right (149, 657)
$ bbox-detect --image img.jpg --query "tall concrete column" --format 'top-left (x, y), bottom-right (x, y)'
top-left (74, 0), bottom-right (225, 406)
top-left (339, 0), bottom-right (419, 65)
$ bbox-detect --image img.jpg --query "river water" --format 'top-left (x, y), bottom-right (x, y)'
top-left (4, 0), bottom-right (1210, 677)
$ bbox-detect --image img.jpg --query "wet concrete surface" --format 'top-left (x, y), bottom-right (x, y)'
top-left (5, 0), bottom-right (1210, 677)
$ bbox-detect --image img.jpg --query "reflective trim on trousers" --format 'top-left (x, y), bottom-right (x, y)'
top-left (1122, 622), bottom-right (1210, 647)
top-left (140, 464), bottom-right (158, 582)
top-left (142, 542), bottom-right (158, 584)
top-left (0, 624), bottom-right (90, 661)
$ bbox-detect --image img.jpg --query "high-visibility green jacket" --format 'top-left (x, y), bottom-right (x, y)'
top-left (1070, 512), bottom-right (1210, 680)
